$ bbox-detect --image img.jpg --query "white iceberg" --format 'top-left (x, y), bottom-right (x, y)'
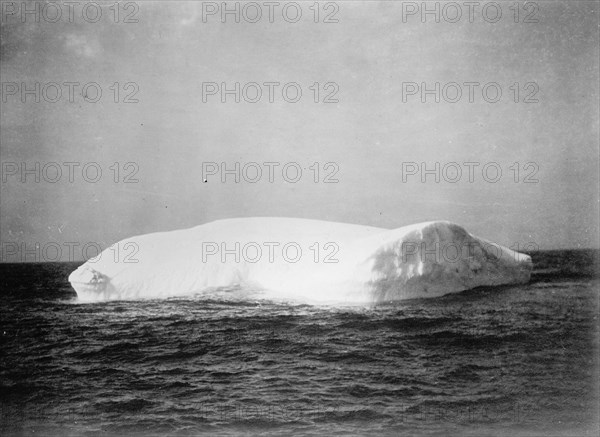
top-left (68, 218), bottom-right (532, 303)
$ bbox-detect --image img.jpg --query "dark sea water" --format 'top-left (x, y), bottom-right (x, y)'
top-left (1, 250), bottom-right (599, 436)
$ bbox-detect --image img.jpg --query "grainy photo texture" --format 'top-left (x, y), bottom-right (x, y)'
top-left (1, 1), bottom-right (599, 436)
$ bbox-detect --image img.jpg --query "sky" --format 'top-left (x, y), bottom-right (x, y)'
top-left (0, 0), bottom-right (598, 261)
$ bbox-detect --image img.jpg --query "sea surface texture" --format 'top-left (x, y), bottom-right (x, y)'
top-left (1, 250), bottom-right (598, 436)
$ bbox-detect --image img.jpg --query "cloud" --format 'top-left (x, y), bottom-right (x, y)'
top-left (63, 33), bottom-right (98, 58)
top-left (180, 3), bottom-right (200, 26)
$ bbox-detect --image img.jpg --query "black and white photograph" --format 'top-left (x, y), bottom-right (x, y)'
top-left (1, 0), bottom-right (599, 435)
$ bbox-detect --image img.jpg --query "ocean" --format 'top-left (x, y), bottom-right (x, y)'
top-left (1, 250), bottom-right (598, 436)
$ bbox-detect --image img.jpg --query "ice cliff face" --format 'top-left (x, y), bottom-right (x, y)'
top-left (69, 218), bottom-right (532, 303)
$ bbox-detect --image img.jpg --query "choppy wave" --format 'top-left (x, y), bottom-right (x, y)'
top-left (1, 251), bottom-right (598, 435)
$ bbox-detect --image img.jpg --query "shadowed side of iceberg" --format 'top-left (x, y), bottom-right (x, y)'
top-left (68, 264), bottom-right (113, 302)
top-left (358, 221), bottom-right (532, 302)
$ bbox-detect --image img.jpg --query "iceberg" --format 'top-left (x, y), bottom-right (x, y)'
top-left (68, 218), bottom-right (533, 303)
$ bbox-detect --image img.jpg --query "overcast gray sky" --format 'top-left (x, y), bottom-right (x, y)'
top-left (1, 1), bottom-right (598, 260)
